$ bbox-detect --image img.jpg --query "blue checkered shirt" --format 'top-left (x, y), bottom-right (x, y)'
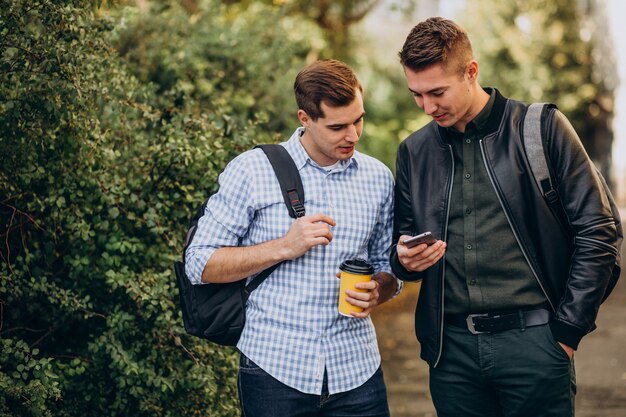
top-left (185, 128), bottom-right (395, 395)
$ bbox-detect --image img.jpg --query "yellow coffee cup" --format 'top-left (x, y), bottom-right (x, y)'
top-left (338, 259), bottom-right (374, 316)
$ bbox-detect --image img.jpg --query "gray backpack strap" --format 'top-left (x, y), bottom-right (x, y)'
top-left (523, 103), bottom-right (559, 205)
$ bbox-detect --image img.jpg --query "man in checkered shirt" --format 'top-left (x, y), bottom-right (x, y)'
top-left (185, 59), bottom-right (401, 417)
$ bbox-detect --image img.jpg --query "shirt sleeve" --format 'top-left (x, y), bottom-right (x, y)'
top-left (367, 168), bottom-right (395, 276)
top-left (184, 154), bottom-right (255, 285)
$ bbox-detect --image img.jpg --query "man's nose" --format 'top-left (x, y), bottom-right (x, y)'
top-left (423, 97), bottom-right (437, 115)
top-left (346, 124), bottom-right (359, 142)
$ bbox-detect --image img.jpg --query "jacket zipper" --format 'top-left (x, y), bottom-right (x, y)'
top-left (478, 139), bottom-right (556, 312)
top-left (434, 144), bottom-right (455, 367)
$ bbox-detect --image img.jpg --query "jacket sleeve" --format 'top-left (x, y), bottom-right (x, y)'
top-left (546, 109), bottom-right (620, 349)
top-left (390, 141), bottom-right (424, 282)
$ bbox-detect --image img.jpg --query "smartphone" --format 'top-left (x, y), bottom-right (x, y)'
top-left (402, 231), bottom-right (436, 248)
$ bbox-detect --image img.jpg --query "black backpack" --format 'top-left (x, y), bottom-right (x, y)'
top-left (174, 144), bottom-right (305, 346)
top-left (523, 103), bottom-right (622, 302)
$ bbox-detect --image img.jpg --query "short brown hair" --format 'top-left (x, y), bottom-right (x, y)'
top-left (399, 17), bottom-right (473, 76)
top-left (294, 59), bottom-right (363, 121)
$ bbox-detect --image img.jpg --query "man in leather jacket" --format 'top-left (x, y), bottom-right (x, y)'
top-left (390, 17), bottom-right (621, 417)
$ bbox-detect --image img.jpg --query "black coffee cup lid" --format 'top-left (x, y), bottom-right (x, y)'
top-left (339, 258), bottom-right (374, 274)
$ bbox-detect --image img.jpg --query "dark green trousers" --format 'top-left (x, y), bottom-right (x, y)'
top-left (430, 323), bottom-right (575, 417)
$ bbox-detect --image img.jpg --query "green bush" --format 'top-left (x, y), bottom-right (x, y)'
top-left (112, 0), bottom-right (321, 144)
top-left (0, 1), bottom-right (313, 415)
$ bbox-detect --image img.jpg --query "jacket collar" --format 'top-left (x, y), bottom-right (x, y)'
top-left (484, 87), bottom-right (508, 135)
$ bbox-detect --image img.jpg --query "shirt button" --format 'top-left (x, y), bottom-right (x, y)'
top-left (466, 244), bottom-right (473, 250)
top-left (469, 279), bottom-right (477, 285)
top-left (465, 173), bottom-right (471, 179)
top-left (465, 208), bottom-right (472, 215)
top-left (465, 138), bottom-right (471, 144)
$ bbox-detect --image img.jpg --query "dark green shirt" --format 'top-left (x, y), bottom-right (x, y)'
top-left (443, 90), bottom-right (547, 314)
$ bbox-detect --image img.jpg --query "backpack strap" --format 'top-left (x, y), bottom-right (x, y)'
top-left (244, 144), bottom-right (306, 293)
top-left (255, 144), bottom-right (306, 219)
top-left (523, 103), bottom-right (559, 206)
top-left (180, 144), bottom-right (306, 294)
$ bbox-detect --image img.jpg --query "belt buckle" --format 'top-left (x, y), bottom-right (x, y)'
top-left (466, 313), bottom-right (489, 334)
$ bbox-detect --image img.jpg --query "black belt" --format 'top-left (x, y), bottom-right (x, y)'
top-left (445, 309), bottom-right (552, 335)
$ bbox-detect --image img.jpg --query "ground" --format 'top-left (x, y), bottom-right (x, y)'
top-left (372, 246), bottom-right (626, 417)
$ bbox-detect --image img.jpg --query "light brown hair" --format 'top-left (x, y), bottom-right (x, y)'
top-left (294, 59), bottom-right (363, 121)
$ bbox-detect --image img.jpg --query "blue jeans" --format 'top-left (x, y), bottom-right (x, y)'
top-left (430, 323), bottom-right (576, 417)
top-left (237, 353), bottom-right (390, 417)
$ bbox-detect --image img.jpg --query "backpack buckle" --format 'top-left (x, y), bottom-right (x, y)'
top-left (544, 189), bottom-right (559, 205)
top-left (288, 189), bottom-right (306, 218)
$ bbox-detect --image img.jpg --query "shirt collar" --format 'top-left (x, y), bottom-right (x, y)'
top-left (284, 127), bottom-right (359, 172)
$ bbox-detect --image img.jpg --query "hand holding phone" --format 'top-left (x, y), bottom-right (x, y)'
top-left (402, 231), bottom-right (436, 248)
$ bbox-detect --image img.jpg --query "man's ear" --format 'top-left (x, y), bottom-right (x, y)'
top-left (466, 59), bottom-right (479, 82)
top-left (297, 109), bottom-right (310, 127)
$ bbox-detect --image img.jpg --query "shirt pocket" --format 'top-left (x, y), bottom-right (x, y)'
top-left (333, 201), bottom-right (381, 250)
top-left (246, 194), bottom-right (293, 244)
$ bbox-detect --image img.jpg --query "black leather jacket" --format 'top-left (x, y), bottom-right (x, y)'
top-left (390, 89), bottom-right (619, 367)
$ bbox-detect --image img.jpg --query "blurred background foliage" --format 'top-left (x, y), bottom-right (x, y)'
top-left (459, 0), bottom-right (617, 183)
top-left (0, 0), bottom-right (616, 415)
